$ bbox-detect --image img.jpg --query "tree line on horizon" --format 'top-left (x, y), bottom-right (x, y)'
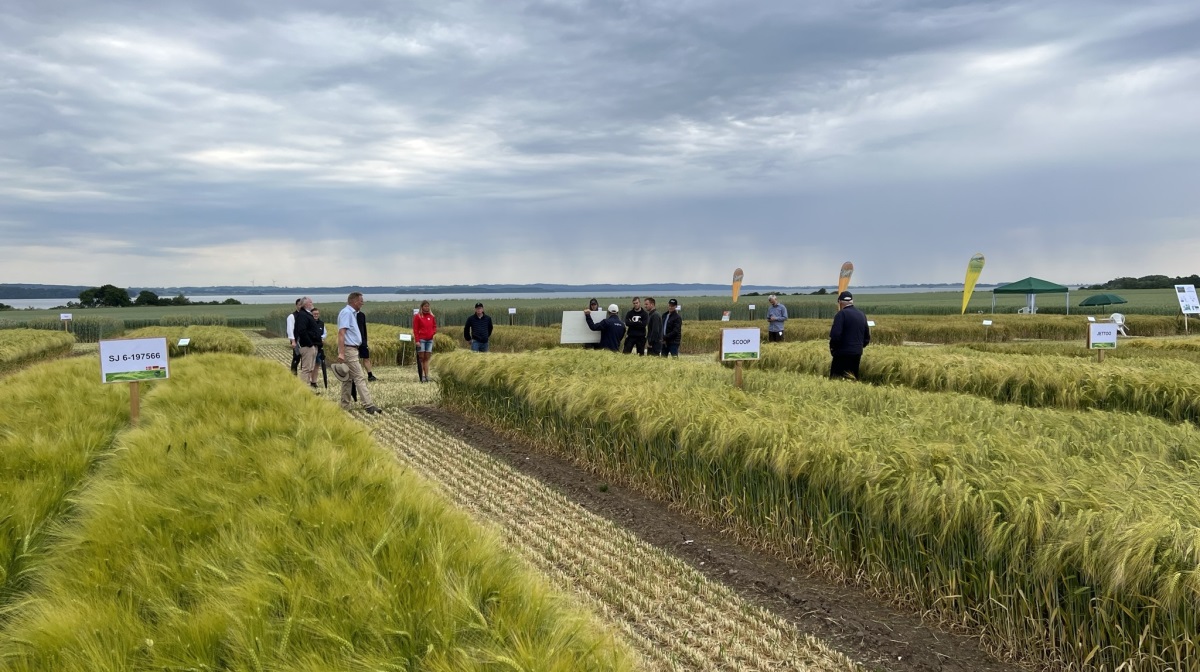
top-left (1081, 274), bottom-right (1200, 290)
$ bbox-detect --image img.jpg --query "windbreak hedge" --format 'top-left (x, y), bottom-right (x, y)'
top-left (437, 349), bottom-right (1200, 672)
top-left (0, 355), bottom-right (632, 672)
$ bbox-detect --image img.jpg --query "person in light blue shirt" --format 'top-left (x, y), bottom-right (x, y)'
top-left (766, 294), bottom-right (788, 342)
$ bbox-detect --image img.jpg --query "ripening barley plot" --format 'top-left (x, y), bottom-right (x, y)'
top-left (436, 348), bottom-right (1200, 672)
top-left (0, 358), bottom-right (130, 604)
top-left (0, 354), bottom-right (635, 672)
top-left (754, 341), bottom-right (1200, 425)
top-left (0, 328), bottom-right (75, 374)
top-left (122, 325), bottom-right (254, 356)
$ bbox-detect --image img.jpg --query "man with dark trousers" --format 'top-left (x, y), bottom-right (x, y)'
top-left (287, 298), bottom-right (303, 374)
top-left (585, 303), bottom-right (626, 352)
top-left (829, 291), bottom-right (871, 379)
top-left (463, 302), bottom-right (494, 352)
top-left (644, 297), bottom-right (662, 356)
top-left (622, 297), bottom-right (648, 355)
top-left (660, 298), bottom-right (682, 357)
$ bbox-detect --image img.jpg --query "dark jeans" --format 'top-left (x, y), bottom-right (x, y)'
top-left (660, 342), bottom-right (680, 357)
top-left (622, 334), bottom-right (646, 355)
top-left (768, 331), bottom-right (783, 342)
top-left (471, 340), bottom-right (490, 352)
top-left (830, 353), bottom-right (862, 379)
top-left (647, 340), bottom-right (661, 356)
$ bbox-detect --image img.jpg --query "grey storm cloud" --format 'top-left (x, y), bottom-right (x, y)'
top-left (1, 0), bottom-right (1198, 286)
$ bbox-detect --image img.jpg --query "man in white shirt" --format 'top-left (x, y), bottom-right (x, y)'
top-left (337, 292), bottom-right (381, 414)
top-left (286, 298), bottom-right (302, 374)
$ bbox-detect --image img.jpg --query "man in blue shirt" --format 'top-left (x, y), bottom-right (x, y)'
top-left (337, 292), bottom-right (382, 414)
top-left (766, 294), bottom-right (788, 342)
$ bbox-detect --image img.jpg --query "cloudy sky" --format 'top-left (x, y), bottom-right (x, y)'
top-left (2, 0), bottom-right (1198, 288)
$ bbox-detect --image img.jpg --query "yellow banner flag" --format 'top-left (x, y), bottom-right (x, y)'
top-left (732, 268), bottom-right (744, 303)
top-left (837, 261), bottom-right (853, 295)
top-left (961, 253), bottom-right (986, 314)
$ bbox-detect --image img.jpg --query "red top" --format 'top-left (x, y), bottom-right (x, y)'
top-left (413, 312), bottom-right (438, 341)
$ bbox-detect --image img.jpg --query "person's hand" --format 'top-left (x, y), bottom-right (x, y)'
top-left (584, 309), bottom-right (591, 316)
top-left (337, 352), bottom-right (345, 362)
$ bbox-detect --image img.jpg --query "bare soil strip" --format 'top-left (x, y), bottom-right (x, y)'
top-left (247, 332), bottom-right (1020, 672)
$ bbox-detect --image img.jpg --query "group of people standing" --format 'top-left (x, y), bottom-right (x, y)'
top-left (288, 293), bottom-right (381, 414)
top-left (584, 296), bottom-right (683, 356)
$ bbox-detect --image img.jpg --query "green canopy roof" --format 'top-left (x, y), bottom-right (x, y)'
top-left (992, 277), bottom-right (1069, 294)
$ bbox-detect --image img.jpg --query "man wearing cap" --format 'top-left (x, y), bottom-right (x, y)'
top-left (766, 294), bottom-right (788, 342)
top-left (660, 299), bottom-right (683, 357)
top-left (287, 298), bottom-right (303, 374)
top-left (829, 291), bottom-right (870, 379)
top-left (584, 303), bottom-right (627, 352)
top-left (294, 297), bottom-right (322, 390)
top-left (463, 302), bottom-right (494, 352)
top-left (337, 292), bottom-right (382, 414)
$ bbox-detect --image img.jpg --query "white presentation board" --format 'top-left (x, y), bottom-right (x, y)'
top-left (60, 313), bottom-right (72, 320)
top-left (508, 308), bottom-right (517, 314)
top-left (721, 328), bottom-right (761, 361)
top-left (99, 337), bottom-right (170, 383)
top-left (1176, 285), bottom-right (1200, 315)
top-left (560, 311), bottom-right (603, 344)
top-left (1088, 323), bottom-right (1118, 349)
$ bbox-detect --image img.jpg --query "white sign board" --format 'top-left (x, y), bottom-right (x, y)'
top-left (748, 304), bottom-right (756, 310)
top-left (1088, 323), bottom-right (1118, 349)
top-left (508, 308), bottom-right (517, 315)
top-left (1176, 284), bottom-right (1200, 314)
top-left (178, 338), bottom-right (191, 347)
top-left (559, 311), bottom-right (602, 344)
top-left (99, 337), bottom-right (169, 383)
top-left (1087, 316), bottom-right (1096, 323)
top-left (982, 320), bottom-right (993, 326)
top-left (867, 320), bottom-right (876, 327)
top-left (721, 311), bottom-right (730, 322)
top-left (721, 328), bottom-right (761, 361)
top-left (399, 333), bottom-right (412, 342)
top-left (60, 313), bottom-right (72, 320)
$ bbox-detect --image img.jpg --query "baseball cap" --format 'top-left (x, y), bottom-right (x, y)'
top-left (474, 302), bottom-right (483, 308)
top-left (608, 303), bottom-right (619, 313)
top-left (837, 291), bottom-right (854, 302)
top-left (668, 298), bottom-right (678, 306)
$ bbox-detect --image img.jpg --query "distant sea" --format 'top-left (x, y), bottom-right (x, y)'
top-left (6, 286), bottom-right (982, 310)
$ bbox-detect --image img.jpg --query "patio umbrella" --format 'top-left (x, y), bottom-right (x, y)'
top-left (1079, 293), bottom-right (1128, 307)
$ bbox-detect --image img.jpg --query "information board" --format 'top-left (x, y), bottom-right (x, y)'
top-left (1088, 323), bottom-right (1118, 349)
top-left (99, 338), bottom-right (170, 383)
top-left (1176, 285), bottom-right (1200, 315)
top-left (721, 328), bottom-right (761, 361)
top-left (559, 311), bottom-right (603, 344)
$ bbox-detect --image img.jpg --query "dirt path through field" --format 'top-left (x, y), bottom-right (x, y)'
top-left (250, 332), bottom-right (1020, 672)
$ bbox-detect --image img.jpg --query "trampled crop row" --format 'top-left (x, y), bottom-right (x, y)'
top-left (436, 349), bottom-right (1200, 671)
top-left (0, 355), bottom-right (633, 671)
top-left (756, 340), bottom-right (1200, 424)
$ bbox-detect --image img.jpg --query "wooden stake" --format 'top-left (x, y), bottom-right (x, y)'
top-left (734, 361), bottom-right (743, 389)
top-left (1096, 349), bottom-right (1105, 364)
top-left (130, 381), bottom-right (140, 425)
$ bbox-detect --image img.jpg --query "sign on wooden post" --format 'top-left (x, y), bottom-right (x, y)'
top-left (99, 337), bottom-right (170, 425)
top-left (721, 328), bottom-right (761, 389)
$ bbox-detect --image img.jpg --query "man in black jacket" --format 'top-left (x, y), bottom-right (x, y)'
top-left (463, 302), bottom-right (494, 352)
top-left (585, 303), bottom-right (626, 352)
top-left (294, 297), bottom-right (323, 389)
top-left (829, 291), bottom-right (871, 379)
top-left (644, 298), bottom-right (662, 356)
top-left (660, 298), bottom-right (682, 357)
top-left (622, 297), bottom-right (648, 355)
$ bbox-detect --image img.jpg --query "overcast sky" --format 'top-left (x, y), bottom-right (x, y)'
top-left (2, 0), bottom-right (1198, 288)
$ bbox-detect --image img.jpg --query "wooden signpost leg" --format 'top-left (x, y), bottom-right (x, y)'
top-left (130, 381), bottom-right (140, 425)
top-left (734, 361), bottom-right (743, 389)
top-left (1097, 350), bottom-right (1105, 364)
